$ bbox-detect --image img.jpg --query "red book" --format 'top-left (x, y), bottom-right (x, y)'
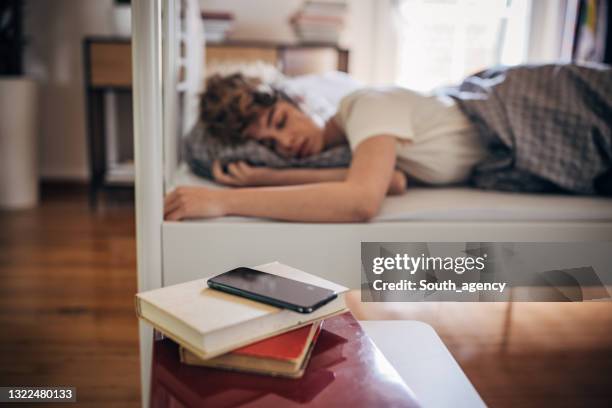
top-left (235, 323), bottom-right (319, 360)
top-left (179, 323), bottom-right (322, 378)
top-left (152, 312), bottom-right (420, 408)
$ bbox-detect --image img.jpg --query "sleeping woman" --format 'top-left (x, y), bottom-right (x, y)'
top-left (165, 73), bottom-right (489, 222)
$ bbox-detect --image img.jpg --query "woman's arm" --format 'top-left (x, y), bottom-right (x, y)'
top-left (165, 135), bottom-right (398, 222)
top-left (212, 161), bottom-right (406, 195)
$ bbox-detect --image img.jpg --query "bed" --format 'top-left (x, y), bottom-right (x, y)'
top-left (165, 164), bottom-right (612, 287)
top-left (132, 1), bottom-right (612, 406)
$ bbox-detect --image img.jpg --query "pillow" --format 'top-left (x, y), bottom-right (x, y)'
top-left (273, 71), bottom-right (363, 126)
top-left (185, 122), bottom-right (352, 180)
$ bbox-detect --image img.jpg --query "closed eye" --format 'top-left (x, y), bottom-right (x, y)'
top-left (259, 138), bottom-right (277, 150)
top-left (276, 112), bottom-right (287, 130)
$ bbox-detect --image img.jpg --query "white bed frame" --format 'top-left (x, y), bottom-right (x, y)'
top-left (132, 1), bottom-right (612, 406)
top-left (132, 1), bottom-right (163, 406)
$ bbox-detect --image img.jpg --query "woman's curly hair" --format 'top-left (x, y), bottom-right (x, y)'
top-left (200, 73), bottom-right (290, 145)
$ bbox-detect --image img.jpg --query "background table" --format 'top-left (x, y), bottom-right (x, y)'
top-left (361, 320), bottom-right (485, 408)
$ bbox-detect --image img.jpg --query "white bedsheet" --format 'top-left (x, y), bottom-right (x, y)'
top-left (171, 165), bottom-right (612, 222)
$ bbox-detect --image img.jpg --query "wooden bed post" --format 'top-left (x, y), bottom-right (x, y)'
top-left (132, 0), bottom-right (164, 406)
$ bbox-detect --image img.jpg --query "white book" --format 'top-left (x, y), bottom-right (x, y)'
top-left (204, 21), bottom-right (233, 31)
top-left (303, 1), bottom-right (348, 17)
top-left (135, 262), bottom-right (348, 360)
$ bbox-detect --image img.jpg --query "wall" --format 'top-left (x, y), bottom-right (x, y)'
top-left (25, 0), bottom-right (116, 180)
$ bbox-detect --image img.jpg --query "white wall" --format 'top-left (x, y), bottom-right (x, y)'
top-left (25, 0), bottom-right (116, 180)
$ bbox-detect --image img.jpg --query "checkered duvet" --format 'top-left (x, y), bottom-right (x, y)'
top-left (445, 63), bottom-right (612, 195)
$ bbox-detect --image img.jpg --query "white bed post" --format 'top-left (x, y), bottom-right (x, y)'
top-left (132, 0), bottom-right (164, 406)
top-left (162, 0), bottom-right (179, 187)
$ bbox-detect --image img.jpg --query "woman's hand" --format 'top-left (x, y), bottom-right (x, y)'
top-left (164, 186), bottom-right (226, 221)
top-left (212, 160), bottom-right (407, 194)
top-left (212, 160), bottom-right (272, 187)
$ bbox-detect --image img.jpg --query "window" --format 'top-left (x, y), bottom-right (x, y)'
top-left (395, 0), bottom-right (531, 91)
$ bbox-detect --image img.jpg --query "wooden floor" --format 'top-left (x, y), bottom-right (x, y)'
top-left (0, 188), bottom-right (140, 408)
top-left (1, 188), bottom-right (611, 407)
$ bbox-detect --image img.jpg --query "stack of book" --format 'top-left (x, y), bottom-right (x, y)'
top-left (135, 262), bottom-right (348, 378)
top-left (201, 11), bottom-right (234, 43)
top-left (290, 1), bottom-right (347, 44)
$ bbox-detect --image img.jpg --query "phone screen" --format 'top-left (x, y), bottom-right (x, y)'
top-left (207, 267), bottom-right (337, 313)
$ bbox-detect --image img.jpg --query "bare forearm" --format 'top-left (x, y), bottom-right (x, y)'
top-left (221, 182), bottom-right (378, 222)
top-left (166, 135), bottom-right (400, 222)
top-left (263, 168), bottom-right (406, 195)
top-left (264, 168), bottom-right (348, 185)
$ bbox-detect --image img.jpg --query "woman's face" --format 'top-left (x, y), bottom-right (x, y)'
top-left (245, 100), bottom-right (325, 158)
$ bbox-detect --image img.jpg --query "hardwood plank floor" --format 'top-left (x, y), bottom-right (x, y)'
top-left (1, 189), bottom-right (611, 407)
top-left (0, 189), bottom-right (140, 408)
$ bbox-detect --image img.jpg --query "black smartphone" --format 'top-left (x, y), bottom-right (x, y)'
top-left (207, 267), bottom-right (337, 313)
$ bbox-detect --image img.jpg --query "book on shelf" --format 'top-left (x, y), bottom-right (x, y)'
top-left (151, 312), bottom-right (420, 407)
top-left (179, 321), bottom-right (323, 378)
top-left (293, 29), bottom-right (341, 44)
top-left (135, 261), bottom-right (348, 360)
top-left (200, 11), bottom-right (234, 21)
top-left (291, 13), bottom-right (345, 26)
top-left (290, 1), bottom-right (347, 44)
top-left (302, 1), bottom-right (348, 18)
top-left (201, 10), bottom-right (234, 42)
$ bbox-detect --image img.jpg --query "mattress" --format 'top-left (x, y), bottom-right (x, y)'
top-left (170, 165), bottom-right (612, 222)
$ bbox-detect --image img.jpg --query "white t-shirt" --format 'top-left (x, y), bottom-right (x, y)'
top-left (334, 87), bottom-right (489, 185)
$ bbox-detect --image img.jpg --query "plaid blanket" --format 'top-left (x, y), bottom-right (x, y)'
top-left (445, 63), bottom-right (612, 195)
